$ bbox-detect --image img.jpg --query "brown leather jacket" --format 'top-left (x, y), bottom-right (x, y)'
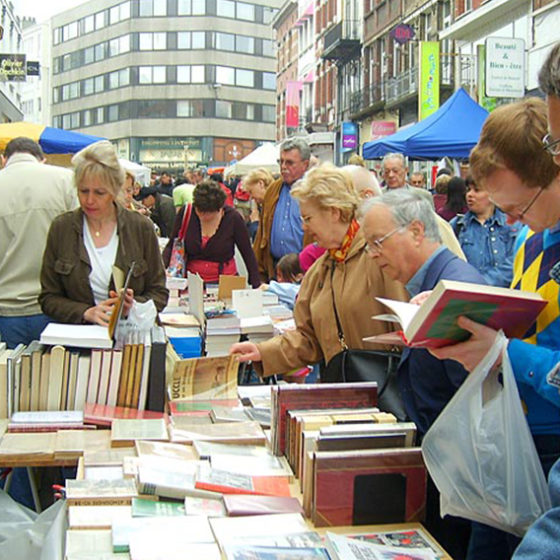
top-left (252, 177), bottom-right (314, 282)
top-left (39, 205), bottom-right (169, 324)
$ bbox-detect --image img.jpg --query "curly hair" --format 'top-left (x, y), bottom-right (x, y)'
top-left (193, 180), bottom-right (227, 212)
top-left (72, 140), bottom-right (125, 198)
top-left (291, 163), bottom-right (359, 223)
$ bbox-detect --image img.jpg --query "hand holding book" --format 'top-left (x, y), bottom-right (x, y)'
top-left (82, 293), bottom-right (120, 327)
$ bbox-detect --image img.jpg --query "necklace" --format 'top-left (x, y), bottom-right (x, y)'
top-left (95, 230), bottom-right (101, 238)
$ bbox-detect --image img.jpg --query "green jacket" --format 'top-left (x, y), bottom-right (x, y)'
top-left (39, 204), bottom-right (169, 324)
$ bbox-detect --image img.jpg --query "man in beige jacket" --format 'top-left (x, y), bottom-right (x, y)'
top-left (0, 137), bottom-right (76, 348)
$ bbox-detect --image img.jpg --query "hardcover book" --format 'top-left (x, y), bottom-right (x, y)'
top-left (367, 279), bottom-right (547, 349)
top-left (271, 383), bottom-right (378, 456)
top-left (311, 448), bottom-right (427, 527)
top-left (223, 494), bottom-right (303, 517)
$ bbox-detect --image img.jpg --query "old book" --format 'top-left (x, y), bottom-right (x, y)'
top-left (86, 348), bottom-right (103, 405)
top-left (367, 279), bottom-right (547, 349)
top-left (83, 446), bottom-right (136, 467)
top-left (0, 432), bottom-right (56, 461)
top-left (169, 355), bottom-right (239, 401)
top-left (159, 312), bottom-right (201, 328)
top-left (136, 332), bottom-right (152, 410)
top-left (39, 350), bottom-right (50, 410)
top-left (0, 349), bottom-right (13, 418)
top-left (96, 349), bottom-right (113, 406)
top-left (59, 348), bottom-right (70, 410)
top-left (146, 325), bottom-right (167, 412)
top-left (209, 405), bottom-right (249, 423)
top-left (132, 497), bottom-right (186, 517)
top-left (106, 349), bottom-right (122, 408)
top-left (183, 494), bottom-right (226, 516)
top-left (28, 341), bottom-right (45, 411)
top-left (65, 529), bottom-right (113, 557)
top-left (125, 336), bottom-right (141, 407)
top-left (129, 540), bottom-right (221, 560)
top-left (84, 464), bottom-right (125, 482)
top-left (169, 420), bottom-right (266, 445)
top-left (271, 382), bottom-right (378, 456)
top-left (18, 344), bottom-right (33, 412)
top-left (7, 343), bottom-right (25, 416)
top-left (209, 513), bottom-right (314, 551)
top-left (319, 421), bottom-right (417, 448)
top-left (11, 410), bottom-right (83, 424)
top-left (117, 340), bottom-right (132, 407)
top-left (135, 439), bottom-right (197, 462)
top-left (68, 504), bottom-right (132, 529)
top-left (315, 432), bottom-right (407, 452)
top-left (194, 464), bottom-right (291, 497)
top-left (223, 494), bottom-right (303, 517)
top-left (111, 418), bottom-right (169, 447)
top-left (136, 456), bottom-right (214, 500)
top-left (168, 398), bottom-right (241, 416)
top-left (65, 350), bottom-right (80, 410)
top-left (311, 447), bottom-right (427, 527)
top-left (65, 478), bottom-right (138, 505)
top-left (55, 429), bottom-right (111, 460)
top-left (129, 338), bottom-right (146, 408)
top-left (40, 322), bottom-right (113, 349)
top-left (83, 402), bottom-right (166, 427)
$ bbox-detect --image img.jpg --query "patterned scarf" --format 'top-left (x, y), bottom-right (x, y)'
top-left (328, 219), bottom-right (360, 262)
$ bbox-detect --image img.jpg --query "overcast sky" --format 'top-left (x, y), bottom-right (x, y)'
top-left (14, 0), bottom-right (90, 23)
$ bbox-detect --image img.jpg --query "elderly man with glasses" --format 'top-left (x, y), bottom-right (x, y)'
top-left (361, 189), bottom-right (484, 560)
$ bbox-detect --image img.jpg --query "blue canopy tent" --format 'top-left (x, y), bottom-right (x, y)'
top-left (362, 88), bottom-right (489, 160)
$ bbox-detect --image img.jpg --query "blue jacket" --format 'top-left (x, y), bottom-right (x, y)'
top-left (513, 457), bottom-right (560, 559)
top-left (398, 248), bottom-right (486, 437)
top-left (450, 209), bottom-right (519, 288)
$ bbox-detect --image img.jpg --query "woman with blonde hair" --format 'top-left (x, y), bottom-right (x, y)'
top-left (231, 163), bottom-right (407, 379)
top-left (40, 140), bottom-right (168, 325)
top-left (240, 167), bottom-right (275, 238)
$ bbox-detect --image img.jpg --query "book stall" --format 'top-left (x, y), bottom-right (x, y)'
top-left (0, 273), bottom-right (453, 560)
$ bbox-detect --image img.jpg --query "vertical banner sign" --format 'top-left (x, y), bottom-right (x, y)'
top-left (341, 122), bottom-right (358, 153)
top-left (485, 37), bottom-right (525, 98)
top-left (285, 81), bottom-right (303, 128)
top-left (419, 41), bottom-right (440, 120)
top-left (477, 44), bottom-right (496, 112)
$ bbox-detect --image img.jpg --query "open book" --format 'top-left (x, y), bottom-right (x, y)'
top-left (364, 279), bottom-right (547, 349)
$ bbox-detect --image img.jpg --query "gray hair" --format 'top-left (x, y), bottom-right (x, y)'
top-left (342, 164), bottom-right (382, 197)
top-left (281, 137), bottom-right (311, 161)
top-left (360, 189), bottom-right (441, 243)
top-left (539, 42), bottom-right (560, 97)
top-left (382, 152), bottom-right (406, 169)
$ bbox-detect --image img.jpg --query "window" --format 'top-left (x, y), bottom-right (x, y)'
top-left (178, 0), bottom-right (206, 14)
top-left (178, 32), bottom-right (191, 49)
top-left (95, 11), bottom-right (105, 29)
top-left (139, 66), bottom-right (167, 84)
top-left (262, 39), bottom-right (274, 57)
top-left (192, 32), bottom-right (205, 48)
top-left (216, 66), bottom-right (235, 85)
top-left (236, 35), bottom-right (254, 54)
top-left (139, 0), bottom-right (167, 16)
top-left (108, 104), bottom-right (119, 122)
top-left (216, 33), bottom-right (235, 51)
top-left (177, 100), bottom-right (199, 116)
top-left (233, 102), bottom-right (254, 120)
top-left (83, 77), bottom-right (94, 95)
top-left (192, 65), bottom-right (204, 82)
top-left (217, 0), bottom-right (235, 18)
top-left (83, 110), bottom-right (92, 126)
top-left (97, 107), bottom-right (105, 124)
top-left (216, 100), bottom-right (232, 118)
top-left (262, 72), bottom-right (276, 90)
top-left (154, 32), bottom-right (166, 50)
top-left (110, 6), bottom-right (120, 24)
top-left (178, 31), bottom-right (205, 50)
top-left (109, 68), bottom-right (129, 89)
top-left (109, 35), bottom-right (130, 56)
top-left (84, 46), bottom-right (94, 64)
top-left (95, 43), bottom-right (106, 61)
top-left (177, 65), bottom-right (205, 83)
top-left (139, 32), bottom-right (166, 50)
top-left (110, 2), bottom-right (130, 23)
top-left (63, 21), bottom-right (78, 41)
top-left (82, 15), bottom-right (94, 34)
top-left (53, 27), bottom-right (61, 46)
top-left (263, 7), bottom-right (275, 24)
top-left (236, 68), bottom-right (254, 87)
top-left (95, 75), bottom-right (104, 93)
top-left (262, 105), bottom-right (275, 122)
top-left (237, 2), bottom-right (254, 21)
top-left (53, 87), bottom-right (60, 103)
top-left (137, 100), bottom-right (169, 118)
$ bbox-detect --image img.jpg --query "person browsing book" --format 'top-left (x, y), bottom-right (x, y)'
top-left (431, 96), bottom-right (560, 560)
top-left (39, 140), bottom-right (169, 325)
top-left (163, 180), bottom-right (260, 288)
top-left (230, 164), bottom-right (407, 377)
top-left (361, 189), bottom-right (485, 559)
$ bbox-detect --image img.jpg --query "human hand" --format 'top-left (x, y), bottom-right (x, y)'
top-left (259, 283), bottom-right (269, 291)
top-left (82, 295), bottom-right (119, 326)
top-left (410, 290), bottom-right (432, 306)
top-left (429, 316), bottom-right (502, 372)
top-left (109, 288), bottom-right (135, 318)
top-left (230, 341), bottom-right (262, 362)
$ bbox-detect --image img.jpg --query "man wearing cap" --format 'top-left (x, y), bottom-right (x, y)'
top-left (137, 186), bottom-right (176, 238)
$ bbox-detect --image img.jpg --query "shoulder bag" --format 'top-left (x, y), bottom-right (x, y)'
top-left (320, 262), bottom-right (408, 421)
top-left (167, 203), bottom-right (192, 278)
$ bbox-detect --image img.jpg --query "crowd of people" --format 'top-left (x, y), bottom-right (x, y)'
top-left (0, 40), bottom-right (560, 560)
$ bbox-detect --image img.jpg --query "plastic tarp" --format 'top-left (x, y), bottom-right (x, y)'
top-left (119, 158), bottom-right (151, 186)
top-left (0, 122), bottom-right (105, 155)
top-left (224, 143), bottom-right (280, 177)
top-left (362, 88), bottom-right (489, 160)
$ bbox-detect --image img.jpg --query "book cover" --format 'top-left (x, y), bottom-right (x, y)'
top-left (146, 325), bottom-right (167, 412)
top-left (311, 448), bottom-right (426, 527)
top-left (135, 439), bottom-right (198, 462)
top-left (169, 420), bottom-right (266, 445)
top-left (370, 279), bottom-right (548, 349)
top-left (40, 322), bottom-right (113, 349)
top-left (28, 341), bottom-right (45, 412)
top-left (170, 355), bottom-right (239, 401)
top-left (132, 497), bottom-right (186, 517)
top-left (18, 344), bottom-right (33, 412)
top-left (118, 340), bottom-right (132, 407)
top-left (168, 398), bottom-right (241, 416)
top-left (83, 402), bottom-right (166, 427)
top-left (65, 478), bottom-right (138, 505)
top-left (60, 349), bottom-right (70, 411)
top-left (271, 383), bottom-right (378, 456)
top-left (7, 344), bottom-right (25, 416)
top-left (223, 495), bottom-right (303, 517)
top-left (183, 494), bottom-right (226, 517)
top-left (46, 345), bottom-right (65, 411)
top-left (194, 465), bottom-right (291, 497)
top-left (68, 504), bottom-right (132, 530)
top-left (222, 544), bottom-right (332, 560)
top-left (111, 418), bottom-right (169, 447)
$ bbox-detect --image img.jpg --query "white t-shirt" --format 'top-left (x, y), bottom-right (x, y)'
top-left (83, 217), bottom-right (119, 305)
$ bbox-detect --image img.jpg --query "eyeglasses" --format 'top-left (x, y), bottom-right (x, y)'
top-left (364, 226), bottom-right (405, 254)
top-left (493, 187), bottom-right (544, 220)
top-left (543, 133), bottom-right (560, 156)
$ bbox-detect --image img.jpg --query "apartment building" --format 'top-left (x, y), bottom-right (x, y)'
top-left (50, 0), bottom-right (281, 170)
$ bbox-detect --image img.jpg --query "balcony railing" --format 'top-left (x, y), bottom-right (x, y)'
top-left (322, 20), bottom-right (361, 62)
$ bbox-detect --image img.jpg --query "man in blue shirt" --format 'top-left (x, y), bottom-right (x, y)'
top-left (253, 138), bottom-right (314, 281)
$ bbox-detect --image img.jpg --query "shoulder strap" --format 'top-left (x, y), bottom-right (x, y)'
top-left (178, 203), bottom-right (192, 239)
top-left (452, 214), bottom-right (465, 237)
top-left (330, 262), bottom-right (348, 350)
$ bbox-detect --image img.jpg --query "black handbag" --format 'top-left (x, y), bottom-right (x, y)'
top-left (321, 263), bottom-right (408, 422)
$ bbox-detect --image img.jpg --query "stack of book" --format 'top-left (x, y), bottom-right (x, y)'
top-left (205, 315), bottom-right (241, 357)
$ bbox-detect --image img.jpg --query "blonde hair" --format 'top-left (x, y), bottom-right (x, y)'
top-left (291, 163), bottom-right (359, 223)
top-left (434, 174), bottom-right (451, 194)
top-left (72, 140), bottom-right (125, 199)
top-left (243, 167), bottom-right (274, 188)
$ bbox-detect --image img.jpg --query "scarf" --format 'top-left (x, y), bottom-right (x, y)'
top-left (328, 219), bottom-right (360, 262)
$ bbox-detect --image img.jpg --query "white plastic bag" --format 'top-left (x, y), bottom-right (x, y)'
top-left (422, 331), bottom-right (551, 536)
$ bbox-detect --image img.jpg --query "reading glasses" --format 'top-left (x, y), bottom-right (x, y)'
top-left (543, 133), bottom-right (560, 156)
top-left (364, 226), bottom-right (405, 255)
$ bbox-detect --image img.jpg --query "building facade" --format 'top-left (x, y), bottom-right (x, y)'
top-left (50, 0), bottom-right (281, 171)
